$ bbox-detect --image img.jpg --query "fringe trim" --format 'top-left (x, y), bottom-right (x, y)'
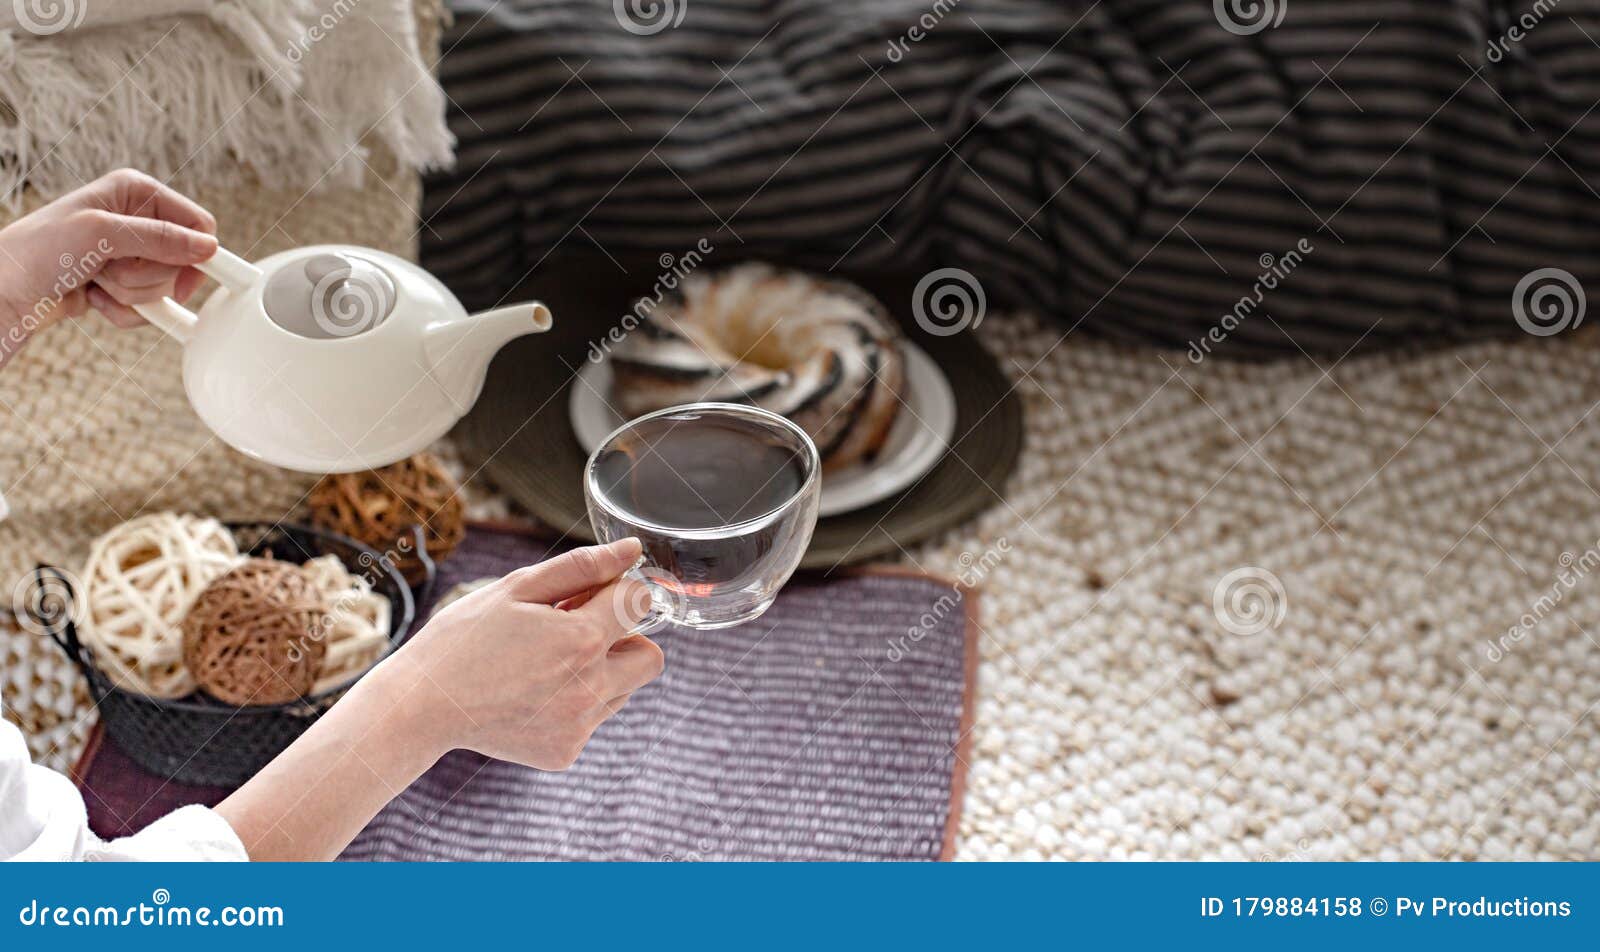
top-left (0, 0), bottom-right (454, 209)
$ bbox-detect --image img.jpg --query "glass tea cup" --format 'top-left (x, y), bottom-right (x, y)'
top-left (583, 402), bottom-right (821, 631)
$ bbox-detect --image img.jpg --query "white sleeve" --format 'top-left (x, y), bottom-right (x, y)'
top-left (1, 711), bottom-right (247, 862)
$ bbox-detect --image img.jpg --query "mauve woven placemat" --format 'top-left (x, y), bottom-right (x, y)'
top-left (75, 524), bottom-right (978, 861)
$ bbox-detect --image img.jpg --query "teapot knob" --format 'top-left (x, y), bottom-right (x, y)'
top-left (303, 252), bottom-right (353, 284)
top-left (264, 251), bottom-right (397, 339)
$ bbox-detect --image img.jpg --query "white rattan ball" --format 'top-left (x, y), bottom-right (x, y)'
top-left (76, 513), bottom-right (241, 698)
top-left (298, 554), bottom-right (392, 694)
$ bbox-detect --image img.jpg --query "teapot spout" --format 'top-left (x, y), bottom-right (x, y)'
top-left (424, 302), bottom-right (553, 412)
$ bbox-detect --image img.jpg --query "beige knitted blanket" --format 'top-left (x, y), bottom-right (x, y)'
top-left (910, 314), bottom-right (1600, 860)
top-left (10, 307), bottom-right (1598, 860)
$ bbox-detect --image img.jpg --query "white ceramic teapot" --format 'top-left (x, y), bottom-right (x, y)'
top-left (132, 244), bottom-right (551, 473)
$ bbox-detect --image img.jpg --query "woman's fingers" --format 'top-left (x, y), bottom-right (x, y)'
top-left (93, 272), bottom-right (178, 307)
top-left (86, 285), bottom-right (145, 329)
top-left (553, 584), bottom-right (601, 612)
top-left (94, 168), bottom-right (217, 234)
top-left (173, 266), bottom-right (206, 303)
top-left (579, 575), bottom-right (653, 633)
top-left (98, 256), bottom-right (183, 289)
top-left (88, 173), bottom-right (214, 302)
top-left (506, 538), bottom-right (642, 605)
top-left (86, 262), bottom-right (206, 330)
top-left (96, 211), bottom-right (217, 265)
top-left (603, 635), bottom-right (665, 697)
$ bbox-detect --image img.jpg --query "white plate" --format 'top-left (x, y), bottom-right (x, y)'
top-left (569, 342), bottom-right (956, 517)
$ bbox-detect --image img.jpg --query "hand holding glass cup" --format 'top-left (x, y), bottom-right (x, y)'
top-left (584, 403), bottom-right (821, 631)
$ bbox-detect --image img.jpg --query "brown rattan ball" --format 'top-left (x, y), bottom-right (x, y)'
top-left (181, 559), bottom-right (329, 706)
top-left (306, 453), bottom-right (465, 585)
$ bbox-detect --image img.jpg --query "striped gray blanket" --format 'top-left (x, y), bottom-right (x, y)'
top-left (423, 0), bottom-right (1600, 355)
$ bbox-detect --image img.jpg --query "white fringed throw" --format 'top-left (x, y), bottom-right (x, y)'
top-left (0, 0), bottom-right (454, 207)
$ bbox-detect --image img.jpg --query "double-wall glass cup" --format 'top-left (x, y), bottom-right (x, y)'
top-left (584, 402), bottom-right (821, 630)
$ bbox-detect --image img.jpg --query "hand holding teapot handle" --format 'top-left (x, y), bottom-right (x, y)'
top-left (0, 169), bottom-right (225, 367)
top-left (132, 246), bottom-right (261, 343)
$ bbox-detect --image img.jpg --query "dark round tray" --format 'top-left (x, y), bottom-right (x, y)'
top-left (454, 257), bottom-right (1024, 570)
top-left (38, 521), bottom-right (431, 787)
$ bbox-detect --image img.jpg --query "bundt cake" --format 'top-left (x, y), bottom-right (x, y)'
top-left (608, 263), bottom-right (904, 470)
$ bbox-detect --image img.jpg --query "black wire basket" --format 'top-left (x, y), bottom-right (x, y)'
top-left (38, 520), bottom-right (433, 787)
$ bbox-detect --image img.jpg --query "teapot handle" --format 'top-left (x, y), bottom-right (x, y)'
top-left (132, 297), bottom-right (201, 344)
top-left (130, 246), bottom-right (262, 344)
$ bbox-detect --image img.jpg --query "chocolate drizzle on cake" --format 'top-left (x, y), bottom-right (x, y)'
top-left (608, 263), bottom-right (904, 471)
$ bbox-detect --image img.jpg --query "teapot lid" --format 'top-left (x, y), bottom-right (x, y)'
top-left (263, 251), bottom-right (397, 339)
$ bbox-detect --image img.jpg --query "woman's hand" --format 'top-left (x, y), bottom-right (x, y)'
top-left (215, 539), bottom-right (665, 861)
top-left (0, 169), bottom-right (217, 363)
top-left (372, 537), bottom-right (665, 769)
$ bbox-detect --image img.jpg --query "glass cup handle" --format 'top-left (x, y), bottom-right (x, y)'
top-left (624, 561), bottom-right (674, 635)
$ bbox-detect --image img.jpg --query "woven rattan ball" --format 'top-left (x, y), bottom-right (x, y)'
top-left (298, 554), bottom-right (392, 694)
top-left (181, 559), bottom-right (329, 706)
top-left (76, 513), bottom-right (243, 698)
top-left (306, 453), bottom-right (464, 585)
